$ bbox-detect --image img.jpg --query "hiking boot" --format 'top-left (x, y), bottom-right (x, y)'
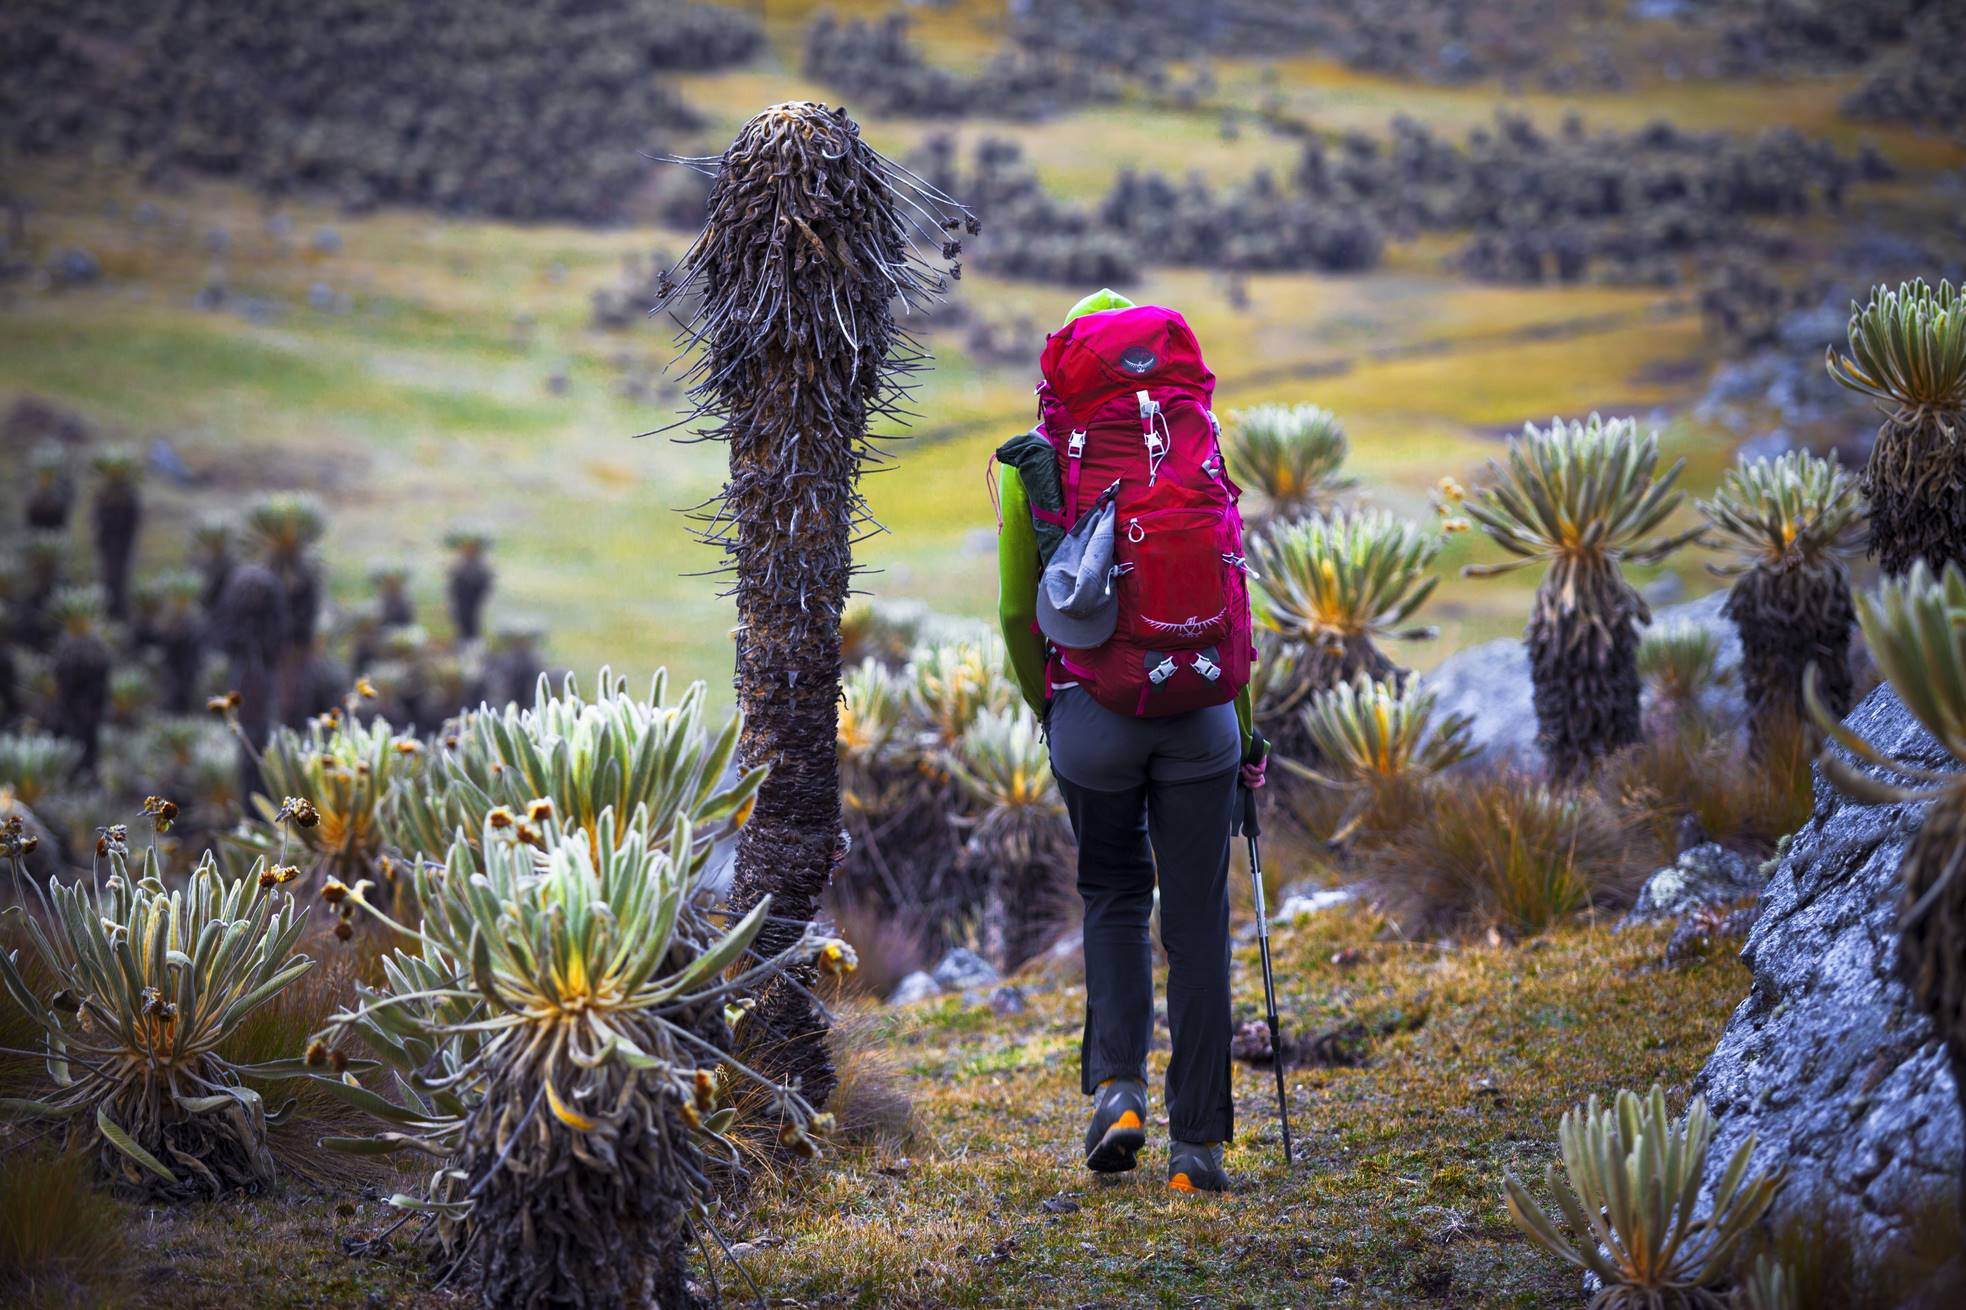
top-left (1083, 1078), bottom-right (1147, 1173)
top-left (1166, 1140), bottom-right (1229, 1194)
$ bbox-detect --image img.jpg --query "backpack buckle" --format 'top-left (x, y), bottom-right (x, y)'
top-left (1067, 429), bottom-right (1086, 460)
top-left (1148, 656), bottom-right (1178, 686)
top-left (1192, 653), bottom-right (1221, 682)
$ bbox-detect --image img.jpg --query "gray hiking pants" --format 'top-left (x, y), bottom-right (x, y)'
top-left (1047, 686), bottom-right (1239, 1144)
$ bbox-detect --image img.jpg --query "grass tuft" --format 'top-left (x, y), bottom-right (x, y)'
top-left (1355, 772), bottom-right (1645, 938)
top-left (0, 1147), bottom-right (134, 1310)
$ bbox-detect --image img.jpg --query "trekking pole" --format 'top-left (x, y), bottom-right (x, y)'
top-left (1240, 765), bottom-right (1294, 1167)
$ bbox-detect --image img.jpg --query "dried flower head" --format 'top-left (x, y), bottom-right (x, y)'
top-left (95, 825), bottom-right (129, 860)
top-left (486, 806), bottom-right (515, 830)
top-left (526, 798), bottom-right (554, 824)
top-left (278, 797), bottom-right (320, 828)
top-left (333, 919), bottom-right (353, 941)
top-left (322, 879), bottom-right (349, 905)
top-left (140, 795), bottom-right (179, 833)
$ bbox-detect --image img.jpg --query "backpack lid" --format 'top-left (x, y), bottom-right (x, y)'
top-left (1039, 305), bottom-right (1214, 421)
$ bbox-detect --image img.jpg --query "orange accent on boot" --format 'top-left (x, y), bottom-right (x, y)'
top-left (1167, 1172), bottom-right (1196, 1194)
top-left (1111, 1110), bottom-right (1143, 1131)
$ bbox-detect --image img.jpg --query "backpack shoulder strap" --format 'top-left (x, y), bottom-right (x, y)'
top-left (995, 428), bottom-right (1067, 563)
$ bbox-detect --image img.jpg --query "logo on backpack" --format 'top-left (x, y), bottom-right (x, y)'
top-left (1021, 305), bottom-right (1255, 720)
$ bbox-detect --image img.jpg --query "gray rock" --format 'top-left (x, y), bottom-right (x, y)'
top-left (50, 248), bottom-right (100, 286)
top-left (888, 970), bottom-right (940, 1007)
top-left (311, 226), bottom-right (343, 254)
top-left (987, 984), bottom-right (1028, 1016)
top-left (1693, 685), bottom-right (1961, 1262)
top-left (1623, 843), bottom-right (1765, 926)
top-left (932, 947), bottom-right (1000, 992)
top-left (1426, 592), bottom-right (1740, 770)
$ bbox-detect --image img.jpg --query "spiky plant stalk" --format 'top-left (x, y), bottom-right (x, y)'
top-left (1807, 561), bottom-right (1966, 1212)
top-left (1223, 403), bottom-right (1355, 524)
top-left (141, 570), bottom-right (208, 714)
top-left (946, 704), bottom-right (1071, 972)
top-left (312, 813), bottom-right (836, 1310)
top-left (0, 845), bottom-right (317, 1197)
top-left (191, 513), bottom-right (235, 614)
top-left (657, 101), bottom-right (969, 1108)
top-left (18, 530), bottom-right (67, 650)
top-left (213, 563), bottom-right (289, 796)
top-left (444, 530), bottom-right (494, 642)
top-left (369, 564), bottom-right (414, 628)
top-left (25, 441), bottom-right (72, 531)
top-left (1502, 1086), bottom-right (1780, 1308)
top-left (1248, 509), bottom-right (1441, 765)
top-left (1699, 449), bottom-right (1864, 757)
top-left (1826, 278), bottom-right (1966, 577)
top-left (1457, 414), bottom-right (1697, 784)
top-left (248, 494), bottom-right (327, 726)
top-left (89, 448), bottom-right (142, 620)
top-left (49, 586), bottom-right (111, 773)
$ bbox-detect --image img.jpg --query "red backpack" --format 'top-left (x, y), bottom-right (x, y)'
top-left (1026, 304), bottom-right (1255, 717)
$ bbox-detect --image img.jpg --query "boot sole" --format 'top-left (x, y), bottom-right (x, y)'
top-left (1084, 1125), bottom-right (1146, 1173)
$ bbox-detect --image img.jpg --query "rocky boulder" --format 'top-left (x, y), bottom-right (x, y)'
top-left (1425, 590), bottom-right (1741, 770)
top-left (1692, 684), bottom-right (1961, 1260)
top-left (1623, 842), bottom-right (1767, 926)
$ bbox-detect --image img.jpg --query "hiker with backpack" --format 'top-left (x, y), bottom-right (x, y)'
top-left (994, 289), bottom-right (1268, 1195)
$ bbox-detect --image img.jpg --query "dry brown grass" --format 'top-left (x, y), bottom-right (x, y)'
top-left (1354, 771), bottom-right (1649, 939)
top-left (1600, 714), bottom-right (1815, 859)
top-left (0, 1146), bottom-right (135, 1310)
top-left (824, 895), bottom-right (933, 1002)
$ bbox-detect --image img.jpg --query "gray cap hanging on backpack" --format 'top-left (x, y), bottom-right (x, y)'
top-left (1036, 485), bottom-right (1121, 651)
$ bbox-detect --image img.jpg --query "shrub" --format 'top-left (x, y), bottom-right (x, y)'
top-left (1503, 1086), bottom-right (1781, 1308)
top-left (1638, 620), bottom-right (1731, 729)
top-left (1286, 674), bottom-right (1473, 842)
top-left (1826, 278), bottom-right (1966, 576)
top-left (382, 668), bottom-right (762, 879)
top-left (1223, 403), bottom-right (1354, 524)
top-left (1700, 449), bottom-right (1864, 756)
top-left (1456, 414), bottom-right (1697, 784)
top-left (0, 846), bottom-right (316, 1196)
top-left (245, 712), bottom-right (425, 887)
top-left (311, 811), bottom-right (835, 1309)
top-left (0, 732), bottom-right (82, 808)
top-left (947, 705), bottom-right (1073, 971)
top-left (907, 638), bottom-right (1016, 753)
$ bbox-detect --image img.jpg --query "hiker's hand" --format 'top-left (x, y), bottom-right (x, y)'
top-left (1241, 730), bottom-right (1269, 789)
